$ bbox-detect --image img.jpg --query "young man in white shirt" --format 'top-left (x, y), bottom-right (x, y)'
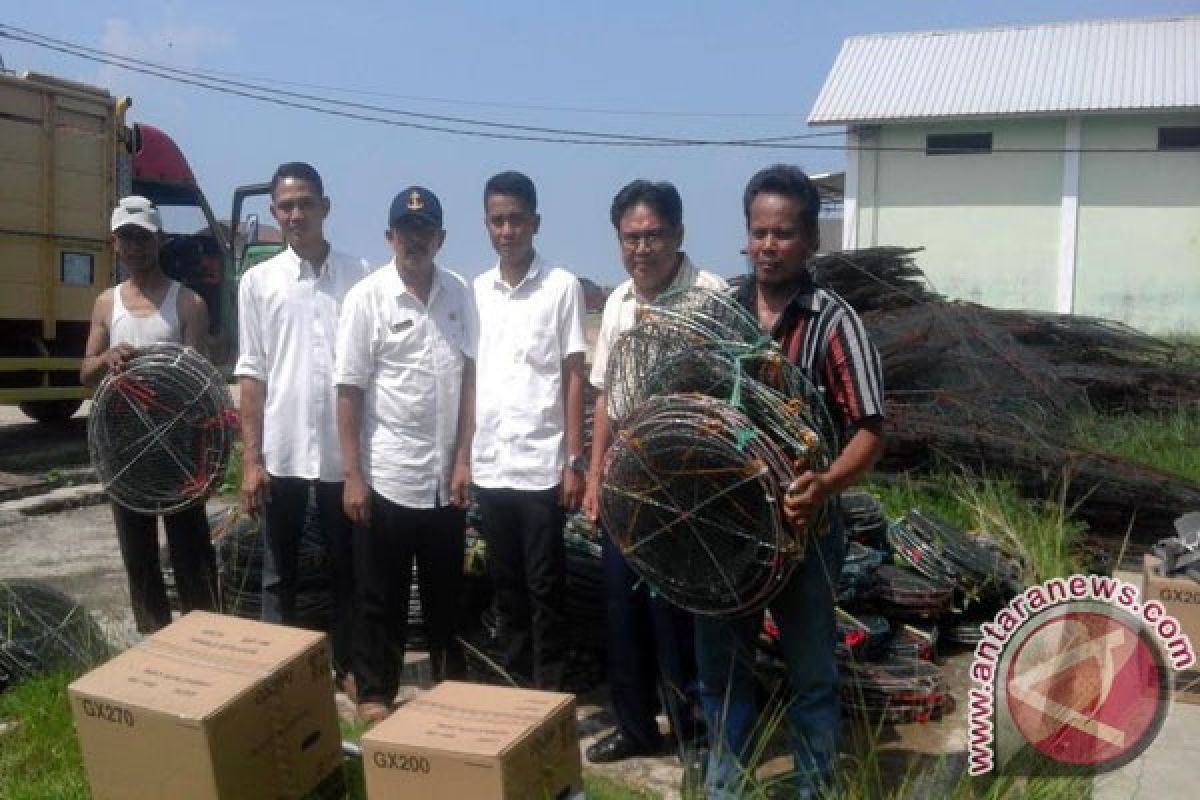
top-left (582, 180), bottom-right (724, 764)
top-left (82, 196), bottom-right (216, 634)
top-left (234, 162), bottom-right (371, 694)
top-left (334, 186), bottom-right (477, 725)
top-left (472, 172), bottom-right (587, 690)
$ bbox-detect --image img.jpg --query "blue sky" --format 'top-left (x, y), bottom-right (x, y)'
top-left (3, 1), bottom-right (1196, 286)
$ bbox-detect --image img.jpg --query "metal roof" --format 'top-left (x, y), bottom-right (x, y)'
top-left (809, 16), bottom-right (1200, 124)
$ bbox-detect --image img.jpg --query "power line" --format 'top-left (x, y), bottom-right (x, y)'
top-left (0, 24), bottom-right (834, 147)
top-left (124, 64), bottom-right (814, 121)
top-left (0, 23), bottom-right (1173, 154)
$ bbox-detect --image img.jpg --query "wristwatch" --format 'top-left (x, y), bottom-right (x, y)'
top-left (566, 454), bottom-right (587, 473)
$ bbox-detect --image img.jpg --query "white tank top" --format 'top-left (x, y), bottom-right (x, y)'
top-left (110, 280), bottom-right (183, 348)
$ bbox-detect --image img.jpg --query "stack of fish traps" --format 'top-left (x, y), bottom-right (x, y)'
top-left (598, 287), bottom-right (836, 617)
top-left (165, 503), bottom-right (333, 631)
top-left (758, 490), bottom-right (1027, 724)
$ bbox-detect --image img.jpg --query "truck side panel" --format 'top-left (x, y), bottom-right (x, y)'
top-left (0, 74), bottom-right (117, 336)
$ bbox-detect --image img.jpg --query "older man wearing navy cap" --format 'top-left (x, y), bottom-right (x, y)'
top-left (334, 186), bottom-right (478, 725)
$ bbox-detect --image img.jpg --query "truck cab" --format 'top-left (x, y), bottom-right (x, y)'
top-left (0, 71), bottom-right (234, 423)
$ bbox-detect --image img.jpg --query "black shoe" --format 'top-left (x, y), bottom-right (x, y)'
top-left (586, 731), bottom-right (663, 764)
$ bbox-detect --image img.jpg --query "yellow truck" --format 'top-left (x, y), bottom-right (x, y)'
top-left (0, 70), bottom-right (234, 423)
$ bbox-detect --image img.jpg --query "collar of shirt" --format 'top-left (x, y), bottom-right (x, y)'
top-left (383, 259), bottom-right (449, 307)
top-left (488, 251), bottom-right (545, 295)
top-left (733, 271), bottom-right (820, 336)
top-left (619, 251), bottom-right (700, 304)
top-left (282, 243), bottom-right (334, 280)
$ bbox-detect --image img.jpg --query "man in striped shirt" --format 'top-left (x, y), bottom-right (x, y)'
top-left (694, 165), bottom-right (885, 799)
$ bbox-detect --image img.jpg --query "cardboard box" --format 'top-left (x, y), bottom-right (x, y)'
top-left (69, 611), bottom-right (344, 799)
top-left (1143, 554), bottom-right (1200, 705)
top-left (361, 681), bottom-right (581, 800)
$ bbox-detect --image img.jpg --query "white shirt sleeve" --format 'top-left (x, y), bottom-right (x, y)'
top-left (589, 295), bottom-right (620, 390)
top-left (233, 271), bottom-right (266, 380)
top-left (333, 283), bottom-right (374, 389)
top-left (560, 276), bottom-right (587, 358)
top-left (459, 278), bottom-right (480, 361)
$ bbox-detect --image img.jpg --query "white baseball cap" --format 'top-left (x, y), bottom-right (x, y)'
top-left (110, 195), bottom-right (162, 233)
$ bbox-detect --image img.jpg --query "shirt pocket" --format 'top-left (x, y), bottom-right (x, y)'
top-left (431, 312), bottom-right (466, 372)
top-left (518, 305), bottom-right (562, 375)
top-left (377, 311), bottom-right (423, 366)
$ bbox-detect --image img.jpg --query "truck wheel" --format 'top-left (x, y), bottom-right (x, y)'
top-left (17, 399), bottom-right (83, 424)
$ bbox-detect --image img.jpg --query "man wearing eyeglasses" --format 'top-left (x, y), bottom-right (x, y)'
top-left (581, 180), bottom-right (722, 765)
top-left (81, 195), bottom-right (217, 634)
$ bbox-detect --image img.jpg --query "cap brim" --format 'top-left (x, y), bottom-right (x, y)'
top-left (389, 212), bottom-right (441, 228)
top-left (113, 219), bottom-right (161, 233)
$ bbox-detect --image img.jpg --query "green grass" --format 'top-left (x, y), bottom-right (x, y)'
top-left (867, 474), bottom-right (1088, 581)
top-left (1069, 408), bottom-right (1200, 482)
top-left (586, 772), bottom-right (660, 799)
top-left (0, 672), bottom-right (88, 800)
top-left (219, 439), bottom-right (243, 497)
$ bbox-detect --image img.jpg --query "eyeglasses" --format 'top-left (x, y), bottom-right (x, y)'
top-left (619, 228), bottom-right (671, 249)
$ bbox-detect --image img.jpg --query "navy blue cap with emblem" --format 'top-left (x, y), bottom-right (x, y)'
top-left (389, 186), bottom-right (443, 228)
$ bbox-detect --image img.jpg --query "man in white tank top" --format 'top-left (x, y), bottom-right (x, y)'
top-left (81, 195), bottom-right (217, 634)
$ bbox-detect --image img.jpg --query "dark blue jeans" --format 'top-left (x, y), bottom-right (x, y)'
top-left (601, 532), bottom-right (703, 754)
top-left (694, 517), bottom-right (846, 798)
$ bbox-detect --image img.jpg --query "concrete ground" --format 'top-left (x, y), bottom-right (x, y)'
top-left (1090, 568), bottom-right (1200, 800)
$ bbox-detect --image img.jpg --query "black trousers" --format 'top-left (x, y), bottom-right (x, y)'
top-left (476, 486), bottom-right (567, 690)
top-left (261, 475), bottom-right (355, 679)
top-left (601, 531), bottom-right (703, 753)
top-left (111, 501), bottom-right (217, 634)
top-left (354, 491), bottom-right (466, 705)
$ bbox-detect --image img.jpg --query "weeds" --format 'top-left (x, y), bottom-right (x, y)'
top-left (219, 440), bottom-right (243, 496)
top-left (0, 671), bottom-right (88, 800)
top-left (1069, 409), bottom-right (1200, 483)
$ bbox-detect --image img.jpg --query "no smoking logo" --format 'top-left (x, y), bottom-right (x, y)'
top-left (1003, 607), bottom-right (1171, 773)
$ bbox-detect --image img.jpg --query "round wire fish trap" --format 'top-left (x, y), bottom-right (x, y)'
top-left (633, 346), bottom-right (836, 469)
top-left (88, 344), bottom-right (236, 514)
top-left (887, 510), bottom-right (1021, 606)
top-left (841, 655), bottom-right (952, 723)
top-left (0, 579), bottom-right (109, 691)
top-left (599, 393), bottom-right (802, 617)
top-left (604, 287), bottom-right (765, 424)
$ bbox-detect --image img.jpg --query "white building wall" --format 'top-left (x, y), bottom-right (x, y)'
top-left (855, 119), bottom-right (1064, 309)
top-left (1075, 112), bottom-right (1200, 333)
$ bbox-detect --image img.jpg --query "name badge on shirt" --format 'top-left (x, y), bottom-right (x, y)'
top-left (390, 319), bottom-right (414, 334)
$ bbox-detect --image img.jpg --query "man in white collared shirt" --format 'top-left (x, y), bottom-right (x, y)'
top-left (334, 186), bottom-right (477, 725)
top-left (234, 162), bottom-right (371, 694)
top-left (581, 180), bottom-right (725, 766)
top-left (472, 172), bottom-right (587, 691)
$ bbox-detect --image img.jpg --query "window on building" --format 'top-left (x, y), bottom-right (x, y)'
top-left (1158, 127), bottom-right (1200, 151)
top-left (926, 132), bottom-right (993, 155)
